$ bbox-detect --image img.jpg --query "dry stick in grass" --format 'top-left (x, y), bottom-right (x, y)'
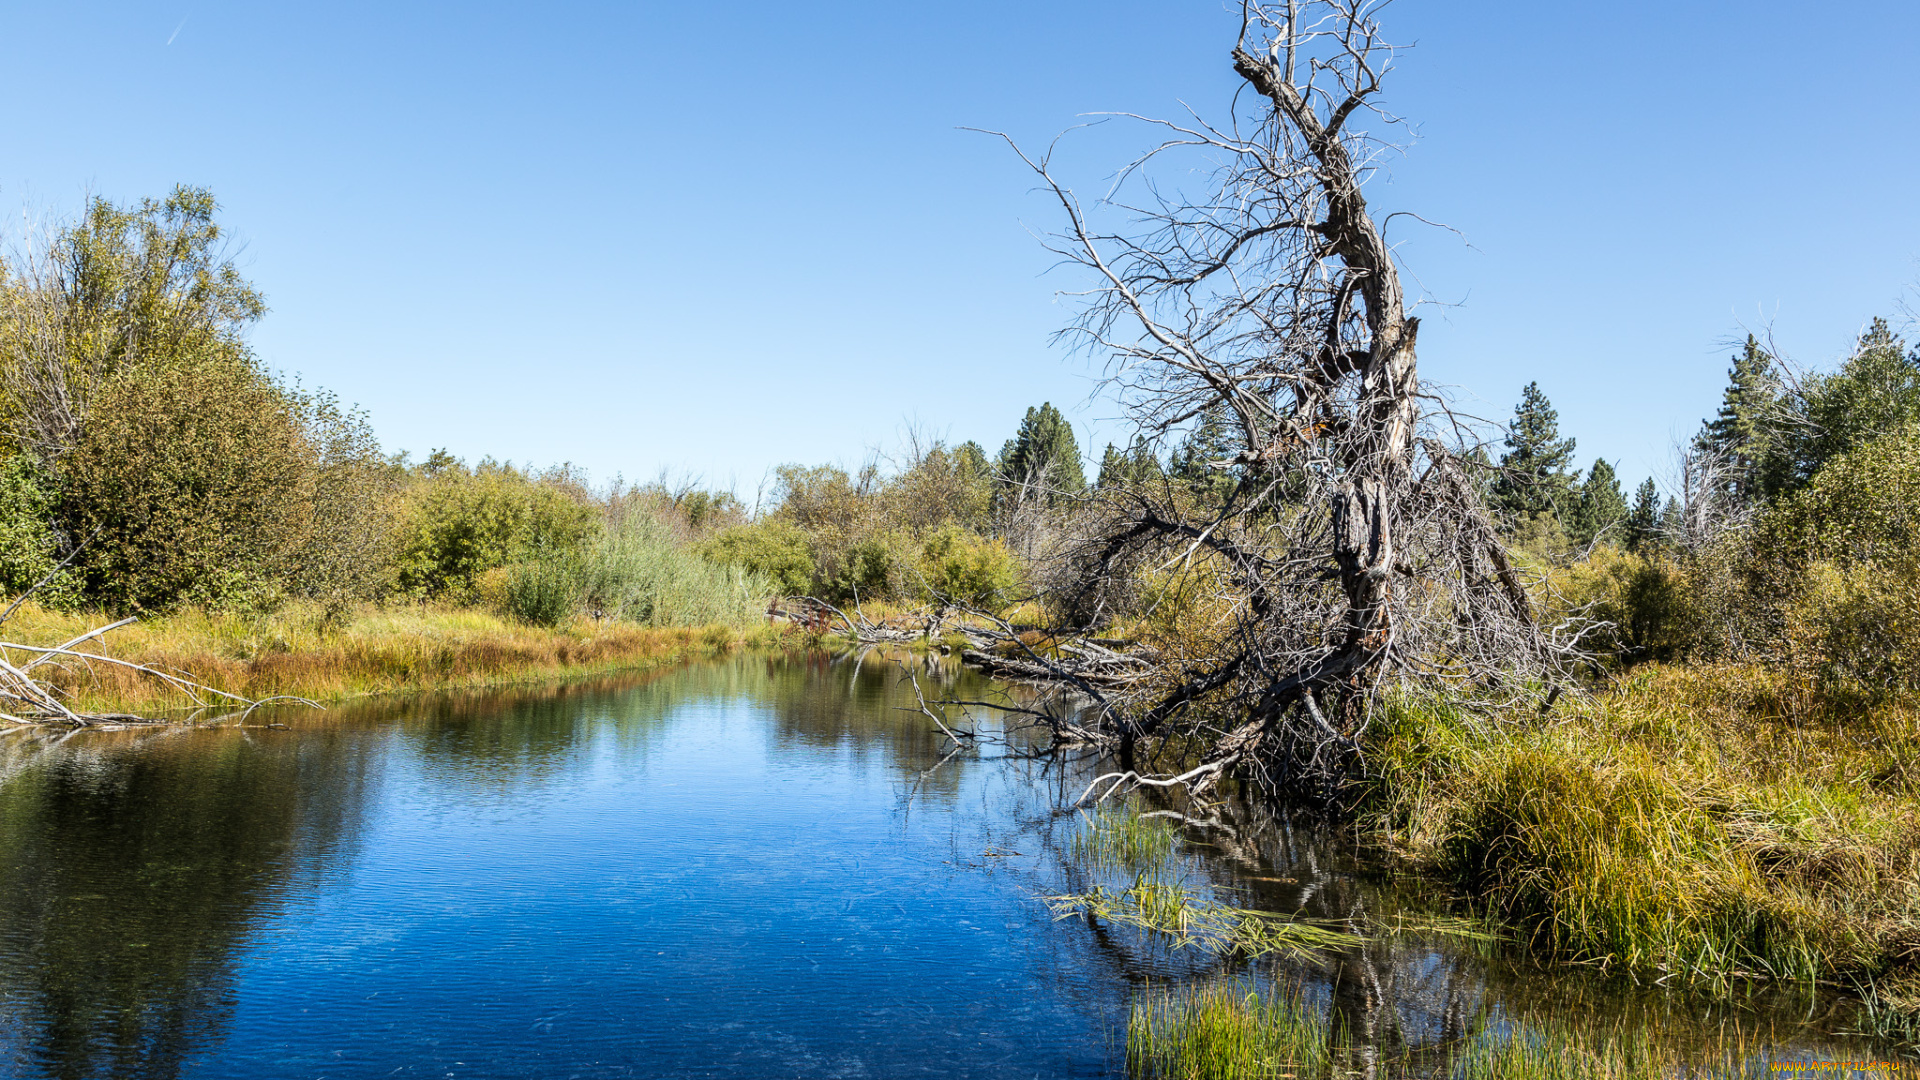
top-left (0, 617), bottom-right (320, 725)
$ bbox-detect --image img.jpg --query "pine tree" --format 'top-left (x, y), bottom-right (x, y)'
top-left (1492, 382), bottom-right (1578, 526)
top-left (1169, 407), bottom-right (1239, 503)
top-left (954, 441), bottom-right (990, 483)
top-left (1692, 335), bottom-right (1778, 504)
top-left (1571, 459), bottom-right (1628, 546)
top-left (1622, 479), bottom-right (1661, 552)
top-left (996, 402), bottom-right (1086, 501)
top-left (1096, 443), bottom-right (1127, 489)
top-left (1658, 495), bottom-right (1684, 545)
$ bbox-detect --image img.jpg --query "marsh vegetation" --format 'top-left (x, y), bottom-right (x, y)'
top-left (3, 0), bottom-right (1920, 1070)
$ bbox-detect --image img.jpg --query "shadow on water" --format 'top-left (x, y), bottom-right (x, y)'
top-left (0, 652), bottom-right (1907, 1078)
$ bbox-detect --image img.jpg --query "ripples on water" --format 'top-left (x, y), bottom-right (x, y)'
top-left (0, 653), bottom-right (1902, 1078)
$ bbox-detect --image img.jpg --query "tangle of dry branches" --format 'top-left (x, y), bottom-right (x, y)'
top-left (994, 0), bottom-right (1580, 803)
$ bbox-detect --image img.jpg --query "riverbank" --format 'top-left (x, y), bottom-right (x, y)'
top-left (1362, 664), bottom-right (1920, 1025)
top-left (1, 603), bottom-right (800, 717)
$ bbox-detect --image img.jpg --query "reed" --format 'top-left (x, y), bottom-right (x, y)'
top-left (1436, 1023), bottom-right (1777, 1080)
top-left (1126, 979), bottom-right (1329, 1080)
top-left (1071, 807), bottom-right (1182, 872)
top-left (1127, 979), bottom-right (1856, 1079)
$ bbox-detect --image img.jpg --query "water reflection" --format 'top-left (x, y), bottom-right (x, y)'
top-left (0, 724), bottom-right (370, 1079)
top-left (1012, 789), bottom-right (1900, 1077)
top-left (0, 654), bottom-right (1905, 1079)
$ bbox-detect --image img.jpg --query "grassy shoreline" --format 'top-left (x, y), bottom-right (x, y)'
top-left (1, 603), bottom-right (802, 717)
top-left (1360, 665), bottom-right (1920, 1017)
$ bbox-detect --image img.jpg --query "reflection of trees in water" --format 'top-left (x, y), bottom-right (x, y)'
top-left (1, 657), bottom-right (1874, 1079)
top-left (0, 724), bottom-right (374, 1080)
top-left (0, 658), bottom-right (1049, 1080)
top-left (745, 651), bottom-right (1055, 805)
top-left (1017, 787), bottom-right (1887, 1074)
top-left (324, 673), bottom-right (695, 792)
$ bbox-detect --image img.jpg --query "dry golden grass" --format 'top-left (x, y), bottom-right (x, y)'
top-left (0, 602), bottom-right (798, 716)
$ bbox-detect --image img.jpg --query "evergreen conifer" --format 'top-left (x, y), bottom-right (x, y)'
top-left (1693, 335), bottom-right (1779, 504)
top-left (1492, 382), bottom-right (1578, 526)
top-left (1624, 478), bottom-right (1661, 552)
top-left (1169, 407), bottom-right (1239, 503)
top-left (996, 403), bottom-right (1086, 500)
top-left (1572, 459), bottom-right (1628, 545)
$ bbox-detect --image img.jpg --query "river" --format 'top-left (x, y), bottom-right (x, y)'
top-left (0, 653), bottom-right (1902, 1078)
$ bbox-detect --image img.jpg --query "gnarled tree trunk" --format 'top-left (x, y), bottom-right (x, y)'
top-left (1003, 0), bottom-right (1562, 802)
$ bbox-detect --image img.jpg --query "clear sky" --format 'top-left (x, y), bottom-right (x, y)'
top-left (5, 1), bottom-right (1917, 498)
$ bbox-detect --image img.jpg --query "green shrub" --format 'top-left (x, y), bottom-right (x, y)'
top-left (390, 461), bottom-right (596, 601)
top-left (702, 519), bottom-right (815, 597)
top-left (581, 510), bottom-right (768, 626)
top-left (1550, 544), bottom-right (1688, 663)
top-left (916, 525), bottom-right (1020, 610)
top-left (1755, 423), bottom-right (1920, 687)
top-left (503, 547), bottom-right (582, 626)
top-left (832, 529), bottom-right (912, 602)
top-left (283, 387), bottom-right (400, 612)
top-left (1779, 558), bottom-right (1920, 689)
top-left (0, 456), bottom-right (77, 608)
top-left (58, 351), bottom-right (317, 612)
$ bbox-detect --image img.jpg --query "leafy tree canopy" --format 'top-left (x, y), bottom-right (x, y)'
top-left (1762, 319), bottom-right (1920, 499)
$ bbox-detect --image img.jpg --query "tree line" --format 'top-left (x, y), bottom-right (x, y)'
top-left (4, 184), bottom-right (1913, 695)
top-left (0, 189), bottom-right (1112, 626)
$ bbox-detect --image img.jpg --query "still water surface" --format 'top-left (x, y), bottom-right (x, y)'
top-left (0, 654), bottom-right (1904, 1078)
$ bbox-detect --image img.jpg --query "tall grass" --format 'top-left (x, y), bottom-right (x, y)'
top-left (1361, 667), bottom-right (1920, 998)
top-left (1128, 979), bottom-right (1860, 1079)
top-left (1071, 808), bottom-right (1182, 871)
top-left (500, 509), bottom-right (769, 628)
top-left (1127, 979), bottom-right (1329, 1080)
top-left (576, 509), bottom-right (768, 627)
top-left (1, 601), bottom-right (794, 714)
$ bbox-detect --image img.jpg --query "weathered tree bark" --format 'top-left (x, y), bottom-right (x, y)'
top-left (1000, 0), bottom-right (1562, 802)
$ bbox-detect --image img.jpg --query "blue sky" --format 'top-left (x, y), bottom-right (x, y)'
top-left (5, 1), bottom-right (1917, 498)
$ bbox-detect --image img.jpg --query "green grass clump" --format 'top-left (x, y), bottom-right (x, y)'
top-left (1049, 873), bottom-right (1354, 959)
top-left (1361, 667), bottom-right (1920, 998)
top-left (577, 509), bottom-right (770, 627)
top-left (1071, 808), bottom-right (1182, 871)
top-left (494, 510), bottom-right (772, 629)
top-left (1127, 980), bottom-right (1328, 1080)
top-left (1130, 980), bottom-right (1827, 1080)
top-left (1437, 1024), bottom-right (1775, 1080)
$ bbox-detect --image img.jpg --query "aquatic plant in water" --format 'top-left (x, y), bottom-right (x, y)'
top-left (1047, 874), bottom-right (1355, 961)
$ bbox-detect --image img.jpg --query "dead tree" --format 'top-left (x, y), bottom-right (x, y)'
top-left (1002, 0), bottom-right (1564, 802)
